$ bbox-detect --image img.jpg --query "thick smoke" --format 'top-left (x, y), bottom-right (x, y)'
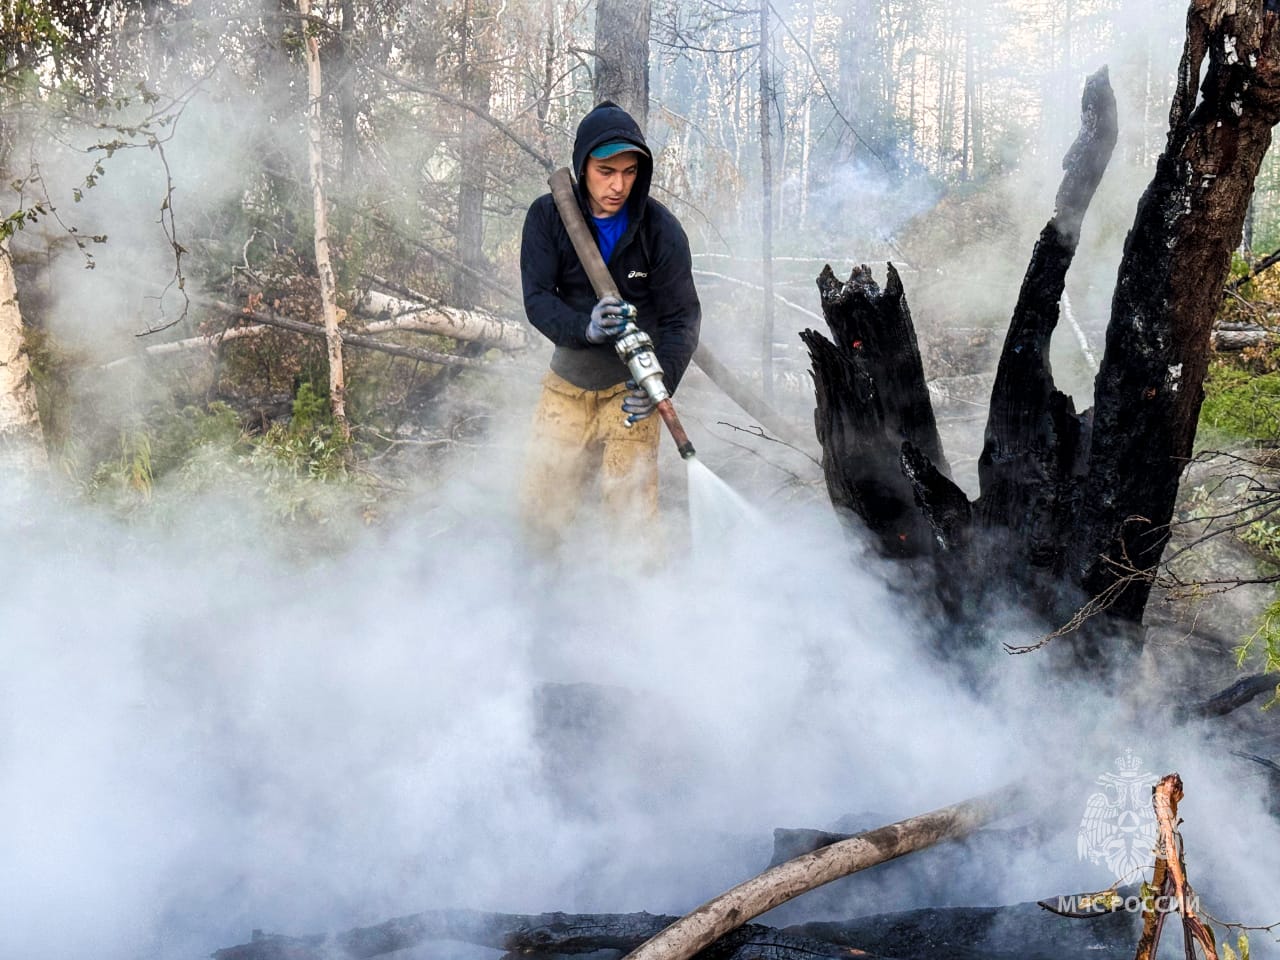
top-left (4, 419), bottom-right (1279, 959)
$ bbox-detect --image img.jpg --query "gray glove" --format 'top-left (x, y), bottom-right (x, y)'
top-left (585, 296), bottom-right (635, 344)
top-left (622, 380), bottom-right (658, 424)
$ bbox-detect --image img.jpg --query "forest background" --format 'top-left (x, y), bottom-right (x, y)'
top-left (3, 3), bottom-right (1280, 960)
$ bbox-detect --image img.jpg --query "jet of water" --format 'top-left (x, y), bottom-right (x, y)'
top-left (685, 457), bottom-right (762, 552)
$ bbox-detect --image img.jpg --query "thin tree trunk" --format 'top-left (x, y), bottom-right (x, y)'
top-left (0, 240), bottom-right (47, 474)
top-left (455, 0), bottom-right (489, 309)
top-left (799, 0), bottom-right (814, 227)
top-left (537, 0), bottom-right (556, 129)
top-left (594, 0), bottom-right (650, 129)
top-left (300, 0), bottom-right (350, 440)
top-left (759, 0), bottom-right (775, 404)
top-left (338, 0), bottom-right (357, 184)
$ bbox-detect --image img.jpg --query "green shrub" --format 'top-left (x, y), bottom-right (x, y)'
top-left (1197, 366), bottom-right (1280, 448)
top-left (1236, 597), bottom-right (1280, 709)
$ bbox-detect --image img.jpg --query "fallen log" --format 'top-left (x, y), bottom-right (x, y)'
top-left (769, 821), bottom-right (1052, 868)
top-left (1212, 325), bottom-right (1278, 352)
top-left (355, 288), bottom-right (530, 350)
top-left (1226, 244), bottom-right (1280, 293)
top-left (617, 781), bottom-right (1025, 960)
top-left (207, 301), bottom-right (498, 371)
top-left (211, 911), bottom-right (871, 960)
top-left (1176, 672), bottom-right (1279, 720)
top-left (101, 304), bottom-right (505, 372)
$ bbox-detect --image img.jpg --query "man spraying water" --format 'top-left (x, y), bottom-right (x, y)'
top-left (519, 101), bottom-right (701, 554)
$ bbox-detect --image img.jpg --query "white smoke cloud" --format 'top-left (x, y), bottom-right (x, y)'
top-left (4, 405), bottom-right (1277, 960)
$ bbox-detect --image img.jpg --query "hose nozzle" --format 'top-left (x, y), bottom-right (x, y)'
top-left (614, 321), bottom-right (696, 459)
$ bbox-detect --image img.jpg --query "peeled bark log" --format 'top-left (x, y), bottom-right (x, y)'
top-left (208, 302), bottom-right (496, 370)
top-left (355, 290), bottom-right (529, 350)
top-left (617, 781), bottom-right (1025, 960)
top-left (1133, 774), bottom-right (1217, 960)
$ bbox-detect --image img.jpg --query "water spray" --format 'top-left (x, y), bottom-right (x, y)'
top-left (548, 168), bottom-right (697, 460)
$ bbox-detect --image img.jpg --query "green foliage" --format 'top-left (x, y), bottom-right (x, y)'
top-left (1196, 366), bottom-right (1280, 449)
top-left (79, 398), bottom-right (374, 531)
top-left (289, 380), bottom-right (331, 436)
top-left (1234, 598), bottom-right (1280, 708)
top-left (97, 430), bottom-right (153, 498)
top-left (1220, 932), bottom-right (1251, 960)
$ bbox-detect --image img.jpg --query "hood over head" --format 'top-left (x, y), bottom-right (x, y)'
top-left (572, 101), bottom-right (653, 215)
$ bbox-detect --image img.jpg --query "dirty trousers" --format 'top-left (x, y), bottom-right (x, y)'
top-left (521, 370), bottom-right (660, 553)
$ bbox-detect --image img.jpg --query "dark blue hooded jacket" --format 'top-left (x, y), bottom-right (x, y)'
top-left (520, 102), bottom-right (701, 392)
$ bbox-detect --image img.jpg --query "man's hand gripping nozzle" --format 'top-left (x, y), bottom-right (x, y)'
top-left (613, 318), bottom-right (696, 460)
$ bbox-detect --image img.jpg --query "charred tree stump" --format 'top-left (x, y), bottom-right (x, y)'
top-left (801, 264), bottom-right (947, 558)
top-left (975, 68), bottom-right (1116, 574)
top-left (804, 2), bottom-right (1280, 655)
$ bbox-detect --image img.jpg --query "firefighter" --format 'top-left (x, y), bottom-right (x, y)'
top-left (519, 101), bottom-right (701, 555)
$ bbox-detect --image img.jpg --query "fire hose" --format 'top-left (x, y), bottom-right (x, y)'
top-left (547, 168), bottom-right (697, 460)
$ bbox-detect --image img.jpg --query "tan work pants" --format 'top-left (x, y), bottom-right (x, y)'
top-left (521, 370), bottom-right (660, 557)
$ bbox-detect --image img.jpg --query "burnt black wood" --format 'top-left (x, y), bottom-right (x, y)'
top-left (801, 263), bottom-right (946, 558)
top-left (212, 911), bottom-right (871, 960)
top-left (976, 69), bottom-right (1115, 575)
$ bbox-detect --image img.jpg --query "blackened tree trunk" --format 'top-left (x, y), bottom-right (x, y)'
top-left (804, 0), bottom-right (1280, 657)
top-left (976, 68), bottom-right (1117, 574)
top-left (801, 264), bottom-right (946, 558)
top-left (1071, 1), bottom-right (1280, 620)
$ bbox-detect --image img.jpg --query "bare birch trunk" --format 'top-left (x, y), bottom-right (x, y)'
top-left (0, 240), bottom-right (48, 474)
top-left (759, 0), bottom-right (775, 404)
top-left (300, 0), bottom-right (350, 441)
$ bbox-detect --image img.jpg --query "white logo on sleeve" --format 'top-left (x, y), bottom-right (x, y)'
top-left (627, 270), bottom-right (648, 279)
